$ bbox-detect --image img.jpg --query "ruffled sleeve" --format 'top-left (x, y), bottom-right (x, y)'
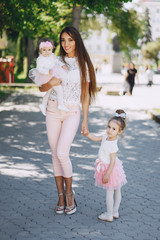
top-left (110, 141), bottom-right (119, 154)
top-left (36, 56), bottom-right (50, 75)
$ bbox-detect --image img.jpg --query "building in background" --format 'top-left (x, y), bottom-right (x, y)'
top-left (84, 28), bottom-right (112, 64)
top-left (141, 0), bottom-right (160, 40)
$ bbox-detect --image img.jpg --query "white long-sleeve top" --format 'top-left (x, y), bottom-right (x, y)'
top-left (49, 56), bottom-right (90, 106)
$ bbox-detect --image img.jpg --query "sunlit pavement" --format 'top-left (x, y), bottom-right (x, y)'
top-left (0, 69), bottom-right (160, 240)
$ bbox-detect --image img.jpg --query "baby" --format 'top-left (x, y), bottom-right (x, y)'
top-left (29, 37), bottom-right (69, 115)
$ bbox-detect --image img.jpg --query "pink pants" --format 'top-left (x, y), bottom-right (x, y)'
top-left (46, 100), bottom-right (80, 178)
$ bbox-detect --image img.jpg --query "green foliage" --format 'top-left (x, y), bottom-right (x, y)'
top-left (1, 0), bottom-right (72, 42)
top-left (79, 14), bottom-right (106, 37)
top-left (1, 0), bottom-right (72, 81)
top-left (142, 40), bottom-right (160, 67)
top-left (63, 0), bottom-right (131, 14)
top-left (1, 0), bottom-right (132, 44)
top-left (0, 0), bottom-right (132, 81)
top-left (107, 8), bottom-right (144, 54)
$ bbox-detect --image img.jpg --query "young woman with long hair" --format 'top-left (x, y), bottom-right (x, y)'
top-left (39, 26), bottom-right (96, 215)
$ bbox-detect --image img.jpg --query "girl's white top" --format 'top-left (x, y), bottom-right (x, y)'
top-left (37, 53), bottom-right (63, 75)
top-left (49, 56), bottom-right (90, 106)
top-left (98, 133), bottom-right (119, 164)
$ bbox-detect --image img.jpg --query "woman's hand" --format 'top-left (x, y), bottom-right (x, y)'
top-left (51, 77), bottom-right (62, 86)
top-left (81, 121), bottom-right (89, 136)
top-left (39, 77), bottom-right (61, 92)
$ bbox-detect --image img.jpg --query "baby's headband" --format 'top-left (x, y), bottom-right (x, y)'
top-left (114, 112), bottom-right (126, 119)
top-left (39, 41), bottom-right (53, 49)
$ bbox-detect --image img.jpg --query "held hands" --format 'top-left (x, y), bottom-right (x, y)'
top-left (81, 121), bottom-right (89, 136)
top-left (102, 173), bottom-right (110, 184)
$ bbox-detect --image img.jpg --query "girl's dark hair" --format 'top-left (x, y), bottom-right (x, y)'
top-left (38, 37), bottom-right (54, 49)
top-left (59, 26), bottom-right (97, 103)
top-left (109, 109), bottom-right (126, 130)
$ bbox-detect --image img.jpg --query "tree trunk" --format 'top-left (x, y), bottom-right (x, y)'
top-left (155, 57), bottom-right (159, 69)
top-left (72, 5), bottom-right (82, 30)
top-left (26, 38), bottom-right (35, 83)
top-left (15, 32), bottom-right (24, 74)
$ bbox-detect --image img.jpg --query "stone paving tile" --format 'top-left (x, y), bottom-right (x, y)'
top-left (0, 90), bottom-right (160, 240)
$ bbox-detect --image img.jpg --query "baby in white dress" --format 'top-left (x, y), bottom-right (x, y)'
top-left (29, 37), bottom-right (69, 115)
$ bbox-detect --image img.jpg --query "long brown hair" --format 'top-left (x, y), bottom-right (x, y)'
top-left (59, 26), bottom-right (97, 103)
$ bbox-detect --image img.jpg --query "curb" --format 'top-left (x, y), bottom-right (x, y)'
top-left (146, 110), bottom-right (160, 124)
top-left (151, 112), bottom-right (160, 124)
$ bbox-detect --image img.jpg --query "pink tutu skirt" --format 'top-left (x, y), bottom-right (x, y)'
top-left (95, 158), bottom-right (127, 190)
top-left (28, 65), bottom-right (66, 87)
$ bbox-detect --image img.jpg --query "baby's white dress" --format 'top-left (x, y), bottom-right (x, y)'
top-left (29, 53), bottom-right (69, 115)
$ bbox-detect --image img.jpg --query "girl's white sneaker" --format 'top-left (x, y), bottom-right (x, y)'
top-left (98, 212), bottom-right (113, 222)
top-left (113, 212), bottom-right (119, 219)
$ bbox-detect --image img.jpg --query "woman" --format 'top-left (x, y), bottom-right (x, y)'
top-left (145, 65), bottom-right (153, 87)
top-left (124, 62), bottom-right (139, 95)
top-left (39, 26), bottom-right (96, 215)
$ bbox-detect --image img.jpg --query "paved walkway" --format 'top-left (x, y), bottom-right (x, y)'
top-left (0, 74), bottom-right (160, 240)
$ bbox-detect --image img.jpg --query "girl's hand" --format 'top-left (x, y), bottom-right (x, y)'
top-left (49, 69), bottom-right (53, 75)
top-left (102, 173), bottom-right (109, 183)
top-left (62, 65), bottom-right (68, 71)
top-left (81, 121), bottom-right (89, 136)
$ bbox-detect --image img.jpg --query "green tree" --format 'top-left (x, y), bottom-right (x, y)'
top-left (141, 8), bottom-right (152, 44)
top-left (1, 0), bottom-right (132, 81)
top-left (0, 0), bottom-right (72, 80)
top-left (69, 0), bottom-right (131, 30)
top-left (142, 40), bottom-right (160, 67)
top-left (76, 4), bottom-right (145, 61)
top-left (106, 8), bottom-right (144, 57)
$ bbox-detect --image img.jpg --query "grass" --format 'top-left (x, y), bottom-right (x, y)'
top-left (14, 73), bottom-right (27, 83)
top-left (0, 91), bottom-right (6, 99)
top-left (153, 109), bottom-right (160, 115)
top-left (14, 58), bottom-right (28, 83)
top-left (14, 64), bottom-right (28, 83)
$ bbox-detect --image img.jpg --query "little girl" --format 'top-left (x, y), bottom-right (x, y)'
top-left (86, 109), bottom-right (127, 222)
top-left (29, 37), bottom-right (69, 115)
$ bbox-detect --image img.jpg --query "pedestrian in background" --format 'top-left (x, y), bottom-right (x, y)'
top-left (39, 26), bottom-right (97, 215)
top-left (123, 62), bottom-right (139, 95)
top-left (145, 65), bottom-right (153, 87)
top-left (86, 109), bottom-right (127, 222)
